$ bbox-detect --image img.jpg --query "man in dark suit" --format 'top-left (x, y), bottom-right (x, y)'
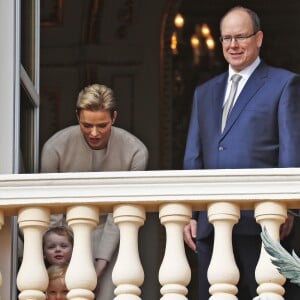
top-left (183, 6), bottom-right (300, 300)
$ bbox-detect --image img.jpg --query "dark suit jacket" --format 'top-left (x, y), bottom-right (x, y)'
top-left (184, 61), bottom-right (300, 239)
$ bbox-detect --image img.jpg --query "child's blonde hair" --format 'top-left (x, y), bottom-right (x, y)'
top-left (43, 225), bottom-right (74, 248)
top-left (47, 264), bottom-right (67, 280)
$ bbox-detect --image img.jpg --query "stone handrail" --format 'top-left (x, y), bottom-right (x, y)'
top-left (1, 168), bottom-right (300, 300)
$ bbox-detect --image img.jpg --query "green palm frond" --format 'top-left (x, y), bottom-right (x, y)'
top-left (261, 227), bottom-right (300, 286)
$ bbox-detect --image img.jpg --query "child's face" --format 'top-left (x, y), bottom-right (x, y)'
top-left (44, 233), bottom-right (72, 266)
top-left (46, 277), bottom-right (68, 300)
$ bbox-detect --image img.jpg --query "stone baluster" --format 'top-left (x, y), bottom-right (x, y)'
top-left (17, 207), bottom-right (50, 300)
top-left (207, 202), bottom-right (240, 300)
top-left (66, 205), bottom-right (99, 300)
top-left (159, 203), bottom-right (192, 300)
top-left (112, 204), bottom-right (145, 300)
top-left (0, 210), bottom-right (4, 288)
top-left (255, 201), bottom-right (287, 300)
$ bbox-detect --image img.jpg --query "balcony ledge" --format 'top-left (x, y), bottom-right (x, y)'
top-left (0, 168), bottom-right (300, 215)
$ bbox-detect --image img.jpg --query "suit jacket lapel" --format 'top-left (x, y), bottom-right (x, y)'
top-left (221, 62), bottom-right (268, 135)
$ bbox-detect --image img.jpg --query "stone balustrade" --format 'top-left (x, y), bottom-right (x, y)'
top-left (0, 168), bottom-right (300, 300)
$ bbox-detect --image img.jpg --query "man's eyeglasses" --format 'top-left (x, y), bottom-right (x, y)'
top-left (219, 31), bottom-right (258, 44)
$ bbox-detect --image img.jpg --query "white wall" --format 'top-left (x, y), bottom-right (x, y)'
top-left (0, 218), bottom-right (13, 300)
top-left (0, 0), bottom-right (18, 174)
top-left (0, 2), bottom-right (18, 299)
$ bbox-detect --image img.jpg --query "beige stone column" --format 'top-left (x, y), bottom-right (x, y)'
top-left (112, 204), bottom-right (145, 300)
top-left (66, 205), bottom-right (99, 300)
top-left (0, 210), bottom-right (4, 287)
top-left (17, 207), bottom-right (50, 300)
top-left (255, 201), bottom-right (286, 300)
top-left (207, 202), bottom-right (240, 300)
top-left (159, 203), bottom-right (192, 300)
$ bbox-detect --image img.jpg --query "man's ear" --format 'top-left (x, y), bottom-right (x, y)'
top-left (112, 111), bottom-right (118, 124)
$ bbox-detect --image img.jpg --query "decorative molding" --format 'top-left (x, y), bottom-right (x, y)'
top-left (111, 74), bottom-right (134, 132)
top-left (159, 0), bottom-right (182, 169)
top-left (84, 64), bottom-right (98, 86)
top-left (39, 88), bottom-right (61, 147)
top-left (1, 168), bottom-right (300, 212)
top-left (41, 0), bottom-right (64, 27)
top-left (116, 0), bottom-right (134, 39)
top-left (86, 0), bottom-right (102, 43)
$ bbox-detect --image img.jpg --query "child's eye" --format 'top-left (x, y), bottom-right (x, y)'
top-left (48, 291), bottom-right (56, 295)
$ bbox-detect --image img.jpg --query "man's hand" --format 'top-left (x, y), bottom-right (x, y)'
top-left (183, 219), bottom-right (198, 252)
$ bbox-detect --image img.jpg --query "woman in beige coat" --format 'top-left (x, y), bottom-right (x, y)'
top-left (41, 83), bottom-right (149, 300)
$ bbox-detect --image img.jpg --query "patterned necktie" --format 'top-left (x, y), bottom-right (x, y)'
top-left (221, 74), bottom-right (242, 132)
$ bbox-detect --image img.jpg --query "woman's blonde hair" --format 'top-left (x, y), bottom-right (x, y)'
top-left (76, 84), bottom-right (117, 117)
